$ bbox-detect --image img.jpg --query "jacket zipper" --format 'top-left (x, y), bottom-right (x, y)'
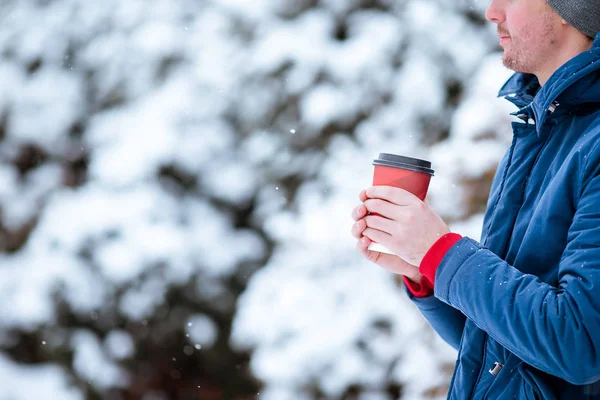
top-left (482, 134), bottom-right (518, 247)
top-left (489, 362), bottom-right (504, 376)
top-left (505, 126), bottom-right (552, 250)
top-left (466, 109), bottom-right (555, 400)
top-left (520, 100), bottom-right (558, 194)
top-left (467, 334), bottom-right (489, 400)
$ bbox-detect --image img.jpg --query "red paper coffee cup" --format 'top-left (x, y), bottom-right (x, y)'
top-left (367, 153), bottom-right (434, 255)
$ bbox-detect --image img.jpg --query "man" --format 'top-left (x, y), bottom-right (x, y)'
top-left (351, 0), bottom-right (600, 398)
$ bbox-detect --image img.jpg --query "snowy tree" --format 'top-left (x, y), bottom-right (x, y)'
top-left (0, 0), bottom-right (516, 398)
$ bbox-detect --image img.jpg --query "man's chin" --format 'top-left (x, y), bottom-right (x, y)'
top-left (501, 50), bottom-right (535, 74)
top-left (502, 54), bottom-right (521, 73)
top-left (502, 57), bottom-right (514, 71)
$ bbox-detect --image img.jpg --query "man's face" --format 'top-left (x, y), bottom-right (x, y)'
top-left (485, 0), bottom-right (563, 74)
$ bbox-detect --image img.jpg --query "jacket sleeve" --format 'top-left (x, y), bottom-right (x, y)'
top-left (405, 285), bottom-right (466, 351)
top-left (434, 172), bottom-right (600, 385)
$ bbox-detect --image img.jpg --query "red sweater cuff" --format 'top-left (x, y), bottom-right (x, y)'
top-left (403, 274), bottom-right (434, 297)
top-left (420, 232), bottom-right (463, 286)
top-left (403, 233), bottom-right (462, 298)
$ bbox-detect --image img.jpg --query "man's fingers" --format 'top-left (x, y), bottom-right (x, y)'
top-left (375, 252), bottom-right (419, 276)
top-left (366, 186), bottom-right (420, 206)
top-left (364, 215), bottom-right (395, 234)
top-left (352, 204), bottom-right (368, 221)
top-left (351, 219), bottom-right (366, 239)
top-left (363, 199), bottom-right (398, 220)
top-left (355, 237), bottom-right (418, 276)
top-left (356, 236), bottom-right (372, 257)
top-left (363, 227), bottom-right (392, 245)
top-left (359, 190), bottom-right (368, 202)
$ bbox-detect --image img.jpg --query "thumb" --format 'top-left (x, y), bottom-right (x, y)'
top-left (357, 238), bottom-right (419, 278)
top-left (369, 251), bottom-right (420, 277)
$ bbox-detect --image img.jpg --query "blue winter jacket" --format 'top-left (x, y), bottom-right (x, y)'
top-left (409, 33), bottom-right (600, 399)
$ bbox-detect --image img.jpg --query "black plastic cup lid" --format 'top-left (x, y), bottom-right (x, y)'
top-left (373, 153), bottom-right (434, 176)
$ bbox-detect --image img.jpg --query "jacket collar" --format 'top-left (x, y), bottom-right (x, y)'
top-left (498, 32), bottom-right (600, 139)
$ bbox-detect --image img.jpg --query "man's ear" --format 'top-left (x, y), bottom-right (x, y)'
top-left (560, 18), bottom-right (568, 26)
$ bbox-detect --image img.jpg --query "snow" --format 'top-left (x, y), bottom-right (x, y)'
top-left (451, 54), bottom-right (516, 144)
top-left (119, 276), bottom-right (167, 321)
top-left (72, 330), bottom-right (130, 389)
top-left (301, 84), bottom-right (351, 129)
top-left (0, 354), bottom-right (83, 400)
top-left (0, 62), bottom-right (24, 115)
top-left (242, 130), bottom-right (284, 166)
top-left (185, 315), bottom-right (219, 349)
top-left (9, 67), bottom-right (84, 151)
top-left (104, 330), bottom-right (135, 360)
top-left (327, 11), bottom-right (404, 82)
top-left (251, 10), bottom-right (333, 74)
top-left (0, 251), bottom-right (106, 329)
top-left (200, 161), bottom-right (259, 204)
top-left (0, 163), bottom-right (63, 229)
top-left (393, 53), bottom-right (445, 114)
top-left (232, 258), bottom-right (457, 396)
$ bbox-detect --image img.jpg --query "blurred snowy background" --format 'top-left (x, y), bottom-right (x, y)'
top-left (0, 0), bottom-right (517, 399)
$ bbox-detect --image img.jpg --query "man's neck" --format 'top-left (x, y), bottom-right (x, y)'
top-left (537, 39), bottom-right (594, 86)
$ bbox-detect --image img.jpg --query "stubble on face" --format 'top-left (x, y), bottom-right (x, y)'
top-left (500, 9), bottom-right (559, 74)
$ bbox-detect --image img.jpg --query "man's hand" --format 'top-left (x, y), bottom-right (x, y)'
top-left (359, 186), bottom-right (450, 267)
top-left (351, 189), bottom-right (423, 283)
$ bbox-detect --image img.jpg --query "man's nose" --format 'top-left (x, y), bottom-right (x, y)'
top-left (485, 0), bottom-right (505, 24)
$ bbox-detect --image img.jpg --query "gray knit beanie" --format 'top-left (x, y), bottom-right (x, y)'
top-left (546, 0), bottom-right (600, 38)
